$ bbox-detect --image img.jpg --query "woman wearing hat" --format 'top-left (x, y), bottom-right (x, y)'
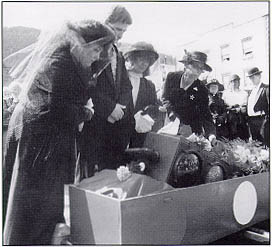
top-left (123, 41), bottom-right (159, 147)
top-left (222, 74), bottom-right (249, 140)
top-left (162, 50), bottom-right (216, 144)
top-left (3, 20), bottom-right (115, 245)
top-left (207, 79), bottom-right (228, 139)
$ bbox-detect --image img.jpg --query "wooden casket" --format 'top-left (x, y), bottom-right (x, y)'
top-left (69, 133), bottom-right (269, 245)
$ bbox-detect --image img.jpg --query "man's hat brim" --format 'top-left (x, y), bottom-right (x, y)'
top-left (247, 70), bottom-right (262, 77)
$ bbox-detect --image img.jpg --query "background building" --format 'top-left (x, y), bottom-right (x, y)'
top-left (177, 14), bottom-right (269, 90)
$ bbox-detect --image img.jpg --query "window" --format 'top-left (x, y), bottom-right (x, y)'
top-left (220, 44), bottom-right (230, 62)
top-left (241, 37), bottom-right (253, 59)
top-left (221, 73), bottom-right (231, 89)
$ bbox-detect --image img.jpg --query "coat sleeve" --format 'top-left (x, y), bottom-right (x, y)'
top-left (47, 53), bottom-right (90, 127)
top-left (91, 72), bottom-right (117, 120)
top-left (138, 79), bottom-right (159, 119)
top-left (161, 72), bottom-right (174, 102)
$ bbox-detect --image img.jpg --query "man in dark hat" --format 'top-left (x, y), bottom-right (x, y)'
top-left (80, 6), bottom-right (134, 176)
top-left (207, 79), bottom-right (228, 139)
top-left (162, 50), bottom-right (217, 145)
top-left (247, 67), bottom-right (269, 146)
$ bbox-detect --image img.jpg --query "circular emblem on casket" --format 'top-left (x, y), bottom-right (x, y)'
top-left (233, 181), bottom-right (257, 225)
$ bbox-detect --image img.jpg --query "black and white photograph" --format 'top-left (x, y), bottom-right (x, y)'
top-left (2, 1), bottom-right (270, 245)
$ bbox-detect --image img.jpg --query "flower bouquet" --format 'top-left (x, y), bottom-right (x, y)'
top-left (216, 138), bottom-right (269, 177)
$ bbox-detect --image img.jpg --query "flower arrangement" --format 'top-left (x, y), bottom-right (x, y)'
top-left (217, 138), bottom-right (269, 176)
top-left (186, 134), bottom-right (269, 178)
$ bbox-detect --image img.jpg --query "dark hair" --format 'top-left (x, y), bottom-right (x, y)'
top-left (68, 19), bottom-right (115, 44)
top-left (126, 51), bottom-right (152, 62)
top-left (105, 5), bottom-right (132, 25)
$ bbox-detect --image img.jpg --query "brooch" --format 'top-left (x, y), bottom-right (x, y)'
top-left (190, 95), bottom-right (195, 100)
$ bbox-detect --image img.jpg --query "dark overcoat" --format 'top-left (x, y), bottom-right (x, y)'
top-left (162, 71), bottom-right (216, 138)
top-left (129, 77), bottom-right (157, 148)
top-left (81, 48), bottom-right (134, 171)
top-left (3, 46), bottom-right (94, 245)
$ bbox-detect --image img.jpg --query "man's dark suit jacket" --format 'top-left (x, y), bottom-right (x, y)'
top-left (130, 77), bottom-right (157, 148)
top-left (81, 48), bottom-right (134, 169)
top-left (254, 83), bottom-right (269, 115)
top-left (162, 71), bottom-right (216, 138)
top-left (253, 83), bottom-right (269, 146)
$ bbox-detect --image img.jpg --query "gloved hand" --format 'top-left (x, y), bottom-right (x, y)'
top-left (134, 111), bottom-right (154, 133)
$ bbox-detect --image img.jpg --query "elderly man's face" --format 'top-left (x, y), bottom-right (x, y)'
top-left (249, 74), bottom-right (261, 86)
top-left (109, 22), bottom-right (129, 41)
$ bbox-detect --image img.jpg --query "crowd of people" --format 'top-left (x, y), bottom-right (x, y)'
top-left (2, 5), bottom-right (269, 245)
top-left (206, 69), bottom-right (269, 146)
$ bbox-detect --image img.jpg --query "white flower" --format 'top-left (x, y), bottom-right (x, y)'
top-left (233, 145), bottom-right (250, 163)
top-left (138, 162), bottom-right (146, 172)
top-left (260, 149), bottom-right (270, 161)
top-left (117, 166), bottom-right (131, 182)
top-left (248, 154), bottom-right (257, 164)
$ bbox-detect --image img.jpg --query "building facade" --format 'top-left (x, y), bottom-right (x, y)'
top-left (177, 14), bottom-right (269, 90)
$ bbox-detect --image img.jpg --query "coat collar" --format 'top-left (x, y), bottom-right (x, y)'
top-left (177, 71), bottom-right (201, 91)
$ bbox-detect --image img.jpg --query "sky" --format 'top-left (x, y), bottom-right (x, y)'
top-left (2, 1), bottom-right (269, 56)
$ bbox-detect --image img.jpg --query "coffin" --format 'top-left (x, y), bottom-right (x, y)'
top-left (69, 133), bottom-right (269, 245)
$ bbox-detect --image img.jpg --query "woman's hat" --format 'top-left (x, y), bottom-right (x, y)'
top-left (247, 67), bottom-right (262, 77)
top-left (123, 41), bottom-right (159, 67)
top-left (179, 50), bottom-right (212, 72)
top-left (206, 79), bottom-right (224, 91)
top-left (69, 20), bottom-right (116, 49)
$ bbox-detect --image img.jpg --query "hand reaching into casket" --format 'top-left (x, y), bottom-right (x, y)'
top-left (134, 111), bottom-right (155, 133)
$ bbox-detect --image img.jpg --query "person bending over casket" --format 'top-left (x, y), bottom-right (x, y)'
top-left (162, 50), bottom-right (217, 145)
top-left (3, 20), bottom-right (115, 245)
top-left (123, 41), bottom-right (159, 148)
